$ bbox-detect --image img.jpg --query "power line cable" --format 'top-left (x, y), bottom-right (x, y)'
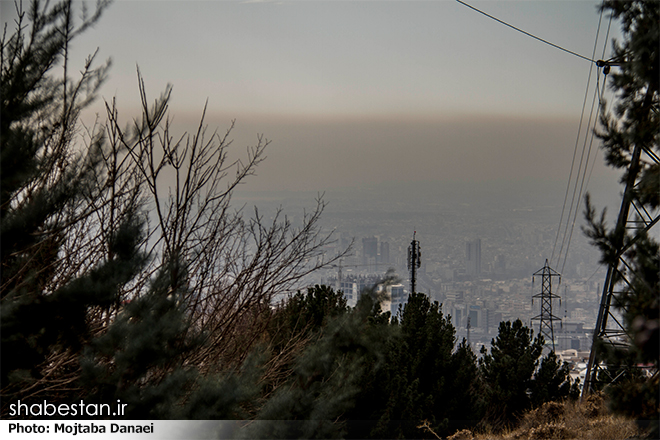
top-left (455, 0), bottom-right (596, 64)
top-left (561, 71), bottom-right (609, 274)
top-left (559, 14), bottom-right (613, 274)
top-left (455, 0), bottom-right (616, 271)
top-left (556, 78), bottom-right (601, 270)
top-left (560, 70), bottom-right (609, 273)
top-left (551, 5), bottom-right (605, 266)
top-left (584, 67), bottom-right (614, 192)
top-left (581, 262), bottom-right (606, 285)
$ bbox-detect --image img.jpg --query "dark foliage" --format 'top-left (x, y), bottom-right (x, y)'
top-left (478, 319), bottom-right (543, 430)
top-left (241, 288), bottom-right (390, 439)
top-left (267, 284), bottom-right (348, 350)
top-left (530, 351), bottom-right (578, 406)
top-left (254, 287), bottom-right (487, 439)
top-left (79, 260), bottom-right (262, 419)
top-left (366, 292), bottom-right (460, 439)
top-left (1, 0), bottom-right (117, 407)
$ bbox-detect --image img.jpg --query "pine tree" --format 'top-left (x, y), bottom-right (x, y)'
top-left (267, 284), bottom-right (349, 349)
top-left (79, 259), bottom-right (262, 419)
top-left (260, 285), bottom-right (350, 400)
top-left (478, 319), bottom-right (544, 430)
top-left (444, 339), bottom-right (484, 434)
top-left (241, 288), bottom-right (390, 439)
top-left (395, 292), bottom-right (456, 437)
top-left (0, 0), bottom-right (127, 408)
top-left (347, 292), bottom-right (478, 439)
top-left (529, 351), bottom-right (576, 407)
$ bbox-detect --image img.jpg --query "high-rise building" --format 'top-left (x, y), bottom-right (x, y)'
top-left (379, 241), bottom-right (390, 264)
top-left (466, 238), bottom-right (482, 277)
top-left (468, 305), bottom-right (482, 329)
top-left (362, 236), bottom-right (378, 266)
top-left (451, 305), bottom-right (465, 329)
top-left (494, 254), bottom-right (506, 274)
top-left (339, 281), bottom-right (359, 308)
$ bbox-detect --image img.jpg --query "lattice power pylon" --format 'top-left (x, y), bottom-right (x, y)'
top-left (531, 260), bottom-right (562, 352)
top-left (407, 232), bottom-right (421, 294)
top-left (581, 135), bottom-right (660, 398)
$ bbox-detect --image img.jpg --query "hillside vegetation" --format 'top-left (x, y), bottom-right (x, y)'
top-left (441, 394), bottom-right (641, 440)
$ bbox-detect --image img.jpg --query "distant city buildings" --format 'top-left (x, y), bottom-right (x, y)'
top-left (336, 274), bottom-right (382, 308)
top-left (247, 186), bottom-right (607, 386)
top-left (360, 236), bottom-right (391, 271)
top-left (314, 227), bottom-right (602, 355)
top-left (468, 305), bottom-right (481, 331)
top-left (555, 322), bottom-right (592, 351)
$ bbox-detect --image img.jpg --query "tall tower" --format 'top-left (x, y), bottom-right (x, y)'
top-left (531, 260), bottom-right (562, 352)
top-left (407, 232), bottom-right (421, 294)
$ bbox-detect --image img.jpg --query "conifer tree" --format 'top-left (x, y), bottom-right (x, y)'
top-left (445, 339), bottom-right (484, 433)
top-left (390, 292), bottom-right (456, 437)
top-left (260, 284), bottom-right (350, 399)
top-left (267, 284), bottom-right (349, 349)
top-left (478, 319), bottom-right (544, 430)
top-left (241, 287), bottom-right (390, 439)
top-left (347, 292), bottom-right (478, 439)
top-left (1, 0), bottom-right (126, 408)
top-left (478, 319), bottom-right (577, 431)
top-left (79, 259), bottom-right (262, 419)
top-left (529, 351), bottom-right (576, 407)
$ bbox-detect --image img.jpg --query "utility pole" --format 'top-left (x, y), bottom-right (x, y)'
top-left (531, 260), bottom-right (562, 352)
top-left (407, 232), bottom-right (421, 294)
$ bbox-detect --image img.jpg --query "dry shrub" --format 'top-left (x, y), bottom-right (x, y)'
top-left (579, 392), bottom-right (606, 419)
top-left (563, 396), bottom-right (640, 440)
top-left (448, 428), bottom-right (475, 440)
top-left (583, 415), bottom-right (641, 440)
top-left (527, 422), bottom-right (568, 440)
top-left (472, 397), bottom-right (641, 440)
top-left (508, 423), bottom-right (569, 440)
top-left (511, 402), bottom-right (570, 439)
top-left (520, 401), bottom-right (565, 429)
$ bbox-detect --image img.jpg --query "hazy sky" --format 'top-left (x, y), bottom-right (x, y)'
top-left (2, 0), bottom-right (623, 197)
